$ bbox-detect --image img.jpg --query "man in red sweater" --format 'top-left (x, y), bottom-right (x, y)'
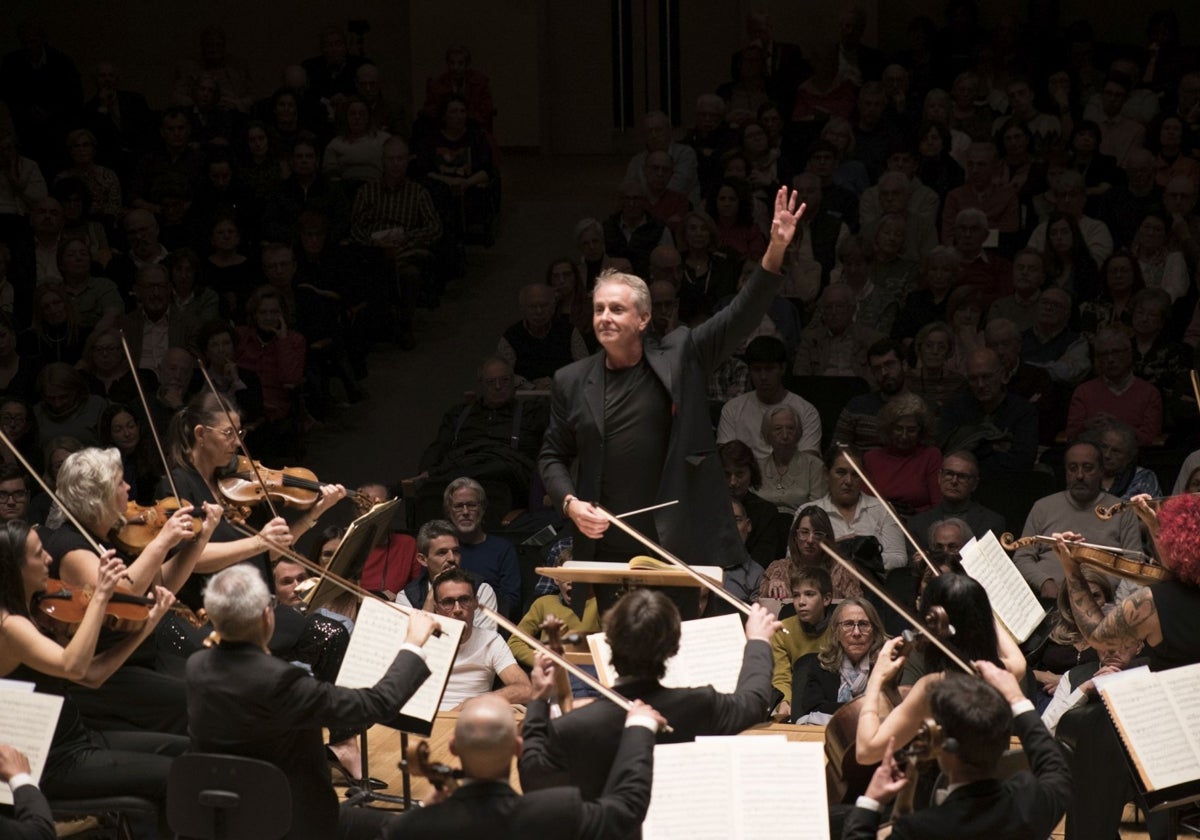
top-left (1065, 328), bottom-right (1162, 446)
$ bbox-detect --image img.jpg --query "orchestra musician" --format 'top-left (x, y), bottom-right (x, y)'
top-left (42, 447), bottom-right (222, 733)
top-left (380, 690), bottom-right (666, 840)
top-left (519, 589), bottom-right (779, 798)
top-left (843, 663), bottom-right (1070, 840)
top-left (539, 186), bottom-right (804, 602)
top-left (160, 391), bottom-right (347, 610)
top-left (0, 520), bottom-right (184, 839)
top-left (185, 564), bottom-right (439, 840)
top-left (854, 573), bottom-right (1026, 766)
top-left (0, 744), bottom-right (55, 840)
top-left (1053, 492), bottom-right (1200, 840)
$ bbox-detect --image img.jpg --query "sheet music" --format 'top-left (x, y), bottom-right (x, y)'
top-left (643, 738), bottom-right (828, 840)
top-left (335, 597), bottom-right (464, 724)
top-left (643, 741), bottom-right (736, 839)
top-left (960, 532), bottom-right (1045, 642)
top-left (1159, 664), bottom-right (1200, 766)
top-left (1101, 669), bottom-right (1200, 790)
top-left (0, 687), bottom-right (62, 806)
top-left (587, 614), bottom-right (746, 692)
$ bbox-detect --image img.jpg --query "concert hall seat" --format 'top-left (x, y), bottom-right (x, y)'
top-left (50, 795), bottom-right (157, 840)
top-left (167, 753), bottom-right (292, 840)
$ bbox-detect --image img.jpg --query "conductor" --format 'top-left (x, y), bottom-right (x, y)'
top-left (540, 186), bottom-right (804, 575)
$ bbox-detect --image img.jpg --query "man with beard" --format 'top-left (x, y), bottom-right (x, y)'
top-left (832, 338), bottom-right (909, 449)
top-left (396, 518), bottom-right (497, 632)
top-left (1011, 441), bottom-right (1142, 600)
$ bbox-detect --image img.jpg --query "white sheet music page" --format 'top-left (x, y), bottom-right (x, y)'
top-left (586, 614), bottom-right (746, 692)
top-left (960, 532), bottom-right (1045, 642)
top-left (335, 597), bottom-right (465, 723)
top-left (0, 686), bottom-right (62, 806)
top-left (1100, 667), bottom-right (1200, 791)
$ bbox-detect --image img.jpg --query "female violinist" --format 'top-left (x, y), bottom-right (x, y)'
top-left (855, 572), bottom-right (1025, 765)
top-left (0, 520), bottom-right (183, 836)
top-left (162, 391), bottom-right (346, 610)
top-left (43, 447), bottom-right (222, 733)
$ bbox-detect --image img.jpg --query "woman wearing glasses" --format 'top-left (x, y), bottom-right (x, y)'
top-left (758, 505), bottom-right (863, 601)
top-left (789, 598), bottom-right (886, 724)
top-left (41, 446), bottom-right (222, 733)
top-left (162, 391), bottom-right (346, 612)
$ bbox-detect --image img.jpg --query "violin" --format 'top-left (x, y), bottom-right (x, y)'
top-left (113, 499), bottom-right (202, 556)
top-left (32, 578), bottom-right (153, 639)
top-left (887, 718), bottom-right (949, 823)
top-left (404, 739), bottom-right (463, 794)
top-left (999, 533), bottom-right (1173, 585)
top-left (216, 455), bottom-right (373, 513)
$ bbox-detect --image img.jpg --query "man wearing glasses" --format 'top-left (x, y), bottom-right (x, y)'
top-left (0, 464), bottom-right (29, 523)
top-left (907, 451), bottom-right (1005, 553)
top-left (397, 519), bottom-right (498, 632)
top-left (431, 567), bottom-right (531, 711)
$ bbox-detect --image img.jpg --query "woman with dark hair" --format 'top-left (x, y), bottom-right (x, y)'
top-left (0, 519), bottom-right (185, 832)
top-left (1042, 211), bottom-right (1099, 303)
top-left (742, 120), bottom-right (789, 200)
top-left (236, 285), bottom-right (306, 430)
top-left (720, 439), bottom-right (787, 567)
top-left (995, 117), bottom-right (1048, 201)
top-left (196, 318), bottom-right (263, 429)
top-left (204, 215), bottom-right (253, 319)
top-left (707, 178), bottom-right (767, 260)
top-left (760, 505), bottom-right (862, 601)
top-left (863, 393), bottom-right (941, 515)
top-left (412, 93), bottom-right (495, 240)
top-left (944, 284), bottom-right (985, 374)
top-left (789, 597), bottom-right (886, 724)
top-left (1067, 120), bottom-right (1122, 205)
top-left (267, 89), bottom-right (304, 152)
top-left (161, 390), bottom-right (344, 610)
top-left (97, 404), bottom-right (165, 506)
top-left (915, 121), bottom-right (964, 201)
top-left (237, 120), bottom-right (286, 203)
top-left (814, 445), bottom-right (907, 573)
top-left (544, 258), bottom-right (594, 351)
top-left (1079, 250), bottom-right (1144, 336)
top-left (855, 571), bottom-right (1025, 764)
top-left (19, 284), bottom-right (86, 369)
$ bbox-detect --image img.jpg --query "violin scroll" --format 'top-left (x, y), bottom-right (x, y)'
top-left (404, 739), bottom-right (462, 793)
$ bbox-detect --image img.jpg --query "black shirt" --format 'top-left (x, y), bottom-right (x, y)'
top-left (598, 359), bottom-right (670, 556)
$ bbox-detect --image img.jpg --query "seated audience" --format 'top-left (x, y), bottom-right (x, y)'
top-left (793, 284), bottom-right (884, 379)
top-left (905, 321), bottom-right (965, 413)
top-left (720, 440), bottom-right (787, 568)
top-left (1012, 441), bottom-right (1142, 599)
top-left (1064, 328), bottom-right (1163, 446)
top-left (1021, 287), bottom-right (1091, 385)
top-left (755, 405), bottom-right (827, 514)
top-left (891, 247), bottom-right (961, 342)
top-left (355, 482), bottom-right (421, 600)
top-left (717, 335), bottom-right (820, 458)
top-left (398, 519), bottom-right (497, 632)
top-left (1079, 418), bottom-right (1161, 501)
top-left (789, 597), bottom-right (885, 724)
top-left (624, 110), bottom-right (700, 205)
top-left (1026, 170), bottom-right (1113, 268)
top-left (987, 248), bottom-right (1045, 332)
top-left (507, 578), bottom-right (600, 670)
top-left (833, 338), bottom-right (911, 449)
top-left (497, 283), bottom-right (585, 389)
top-left (863, 393), bottom-right (942, 515)
top-left (1041, 637), bottom-right (1143, 737)
top-left (771, 565), bottom-right (834, 719)
top-left (603, 179), bottom-right (671, 278)
top-left (432, 568), bottom-right (531, 711)
top-left (939, 348), bottom-right (1038, 478)
top-left (813, 445), bottom-right (907, 572)
top-left (443, 477), bottom-right (520, 620)
top-left (0, 463), bottom-right (30, 523)
top-left (235, 285), bottom-right (305, 436)
top-left (1028, 573), bottom-right (1109, 715)
top-left (116, 263), bottom-right (198, 372)
top-left (574, 217), bottom-right (632, 289)
top-left (908, 451), bottom-right (1006, 551)
top-left (761, 505), bottom-right (862, 602)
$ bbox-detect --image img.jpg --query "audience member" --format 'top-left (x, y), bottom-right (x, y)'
top-left (1079, 418), bottom-right (1161, 501)
top-left (833, 338), bottom-right (910, 449)
top-left (717, 336), bottom-right (820, 458)
top-left (908, 451), bottom-right (1005, 551)
top-left (771, 565), bottom-right (834, 718)
top-left (794, 285), bottom-right (884, 379)
top-left (720, 439), bottom-right (787, 568)
top-left (497, 284), bottom-right (585, 389)
top-left (625, 111), bottom-right (700, 206)
top-left (443, 477), bottom-right (520, 620)
top-left (603, 180), bottom-right (671, 278)
top-left (788, 597), bottom-right (885, 724)
top-left (939, 348), bottom-right (1038, 478)
top-left (1021, 287), bottom-right (1091, 385)
top-left (397, 519), bottom-right (497, 632)
top-left (863, 393), bottom-right (942, 515)
top-left (755, 405), bottom-right (827, 514)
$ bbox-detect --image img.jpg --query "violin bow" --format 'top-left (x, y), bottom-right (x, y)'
top-left (818, 542), bottom-right (976, 675)
top-left (595, 504), bottom-right (767, 626)
top-left (194, 358), bottom-right (281, 520)
top-left (479, 605), bottom-right (672, 732)
top-left (117, 331), bottom-right (183, 507)
top-left (836, 444), bottom-right (938, 577)
top-left (223, 518), bottom-right (443, 637)
top-left (0, 427), bottom-right (112, 560)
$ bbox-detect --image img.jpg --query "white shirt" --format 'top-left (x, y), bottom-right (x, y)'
top-left (439, 628), bottom-right (517, 710)
top-left (813, 493), bottom-right (908, 570)
top-left (717, 390), bottom-right (822, 459)
top-left (396, 581), bottom-right (498, 633)
top-left (138, 311), bottom-right (171, 370)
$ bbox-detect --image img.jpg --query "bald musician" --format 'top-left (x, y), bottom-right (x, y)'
top-left (185, 564), bottom-right (438, 840)
top-left (379, 691), bottom-right (665, 840)
top-left (1054, 493), bottom-right (1200, 840)
top-left (519, 589), bottom-right (778, 798)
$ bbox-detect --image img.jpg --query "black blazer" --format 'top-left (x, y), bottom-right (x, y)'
top-left (540, 265), bottom-right (783, 567)
top-left (185, 640), bottom-right (430, 840)
top-left (841, 710), bottom-right (1070, 840)
top-left (791, 652), bottom-right (840, 721)
top-left (519, 639), bottom-right (773, 798)
top-left (0, 785), bottom-right (55, 840)
top-left (381, 725), bottom-right (654, 840)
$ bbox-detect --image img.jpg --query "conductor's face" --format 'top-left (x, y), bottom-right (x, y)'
top-left (593, 282), bottom-right (650, 354)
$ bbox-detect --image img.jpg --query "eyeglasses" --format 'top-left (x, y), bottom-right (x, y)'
top-left (203, 425), bottom-right (245, 440)
top-left (794, 528), bottom-right (828, 541)
top-left (450, 501), bottom-right (481, 512)
top-left (436, 595), bottom-right (476, 609)
top-left (0, 490), bottom-right (26, 502)
top-left (939, 469), bottom-right (977, 483)
top-left (0, 414), bottom-right (26, 425)
top-left (838, 620), bottom-right (873, 634)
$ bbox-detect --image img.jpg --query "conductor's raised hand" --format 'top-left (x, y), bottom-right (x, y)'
top-left (404, 609), bottom-right (438, 647)
top-left (567, 499), bottom-right (609, 540)
top-left (769, 186), bottom-right (806, 247)
top-left (744, 603), bottom-right (784, 642)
